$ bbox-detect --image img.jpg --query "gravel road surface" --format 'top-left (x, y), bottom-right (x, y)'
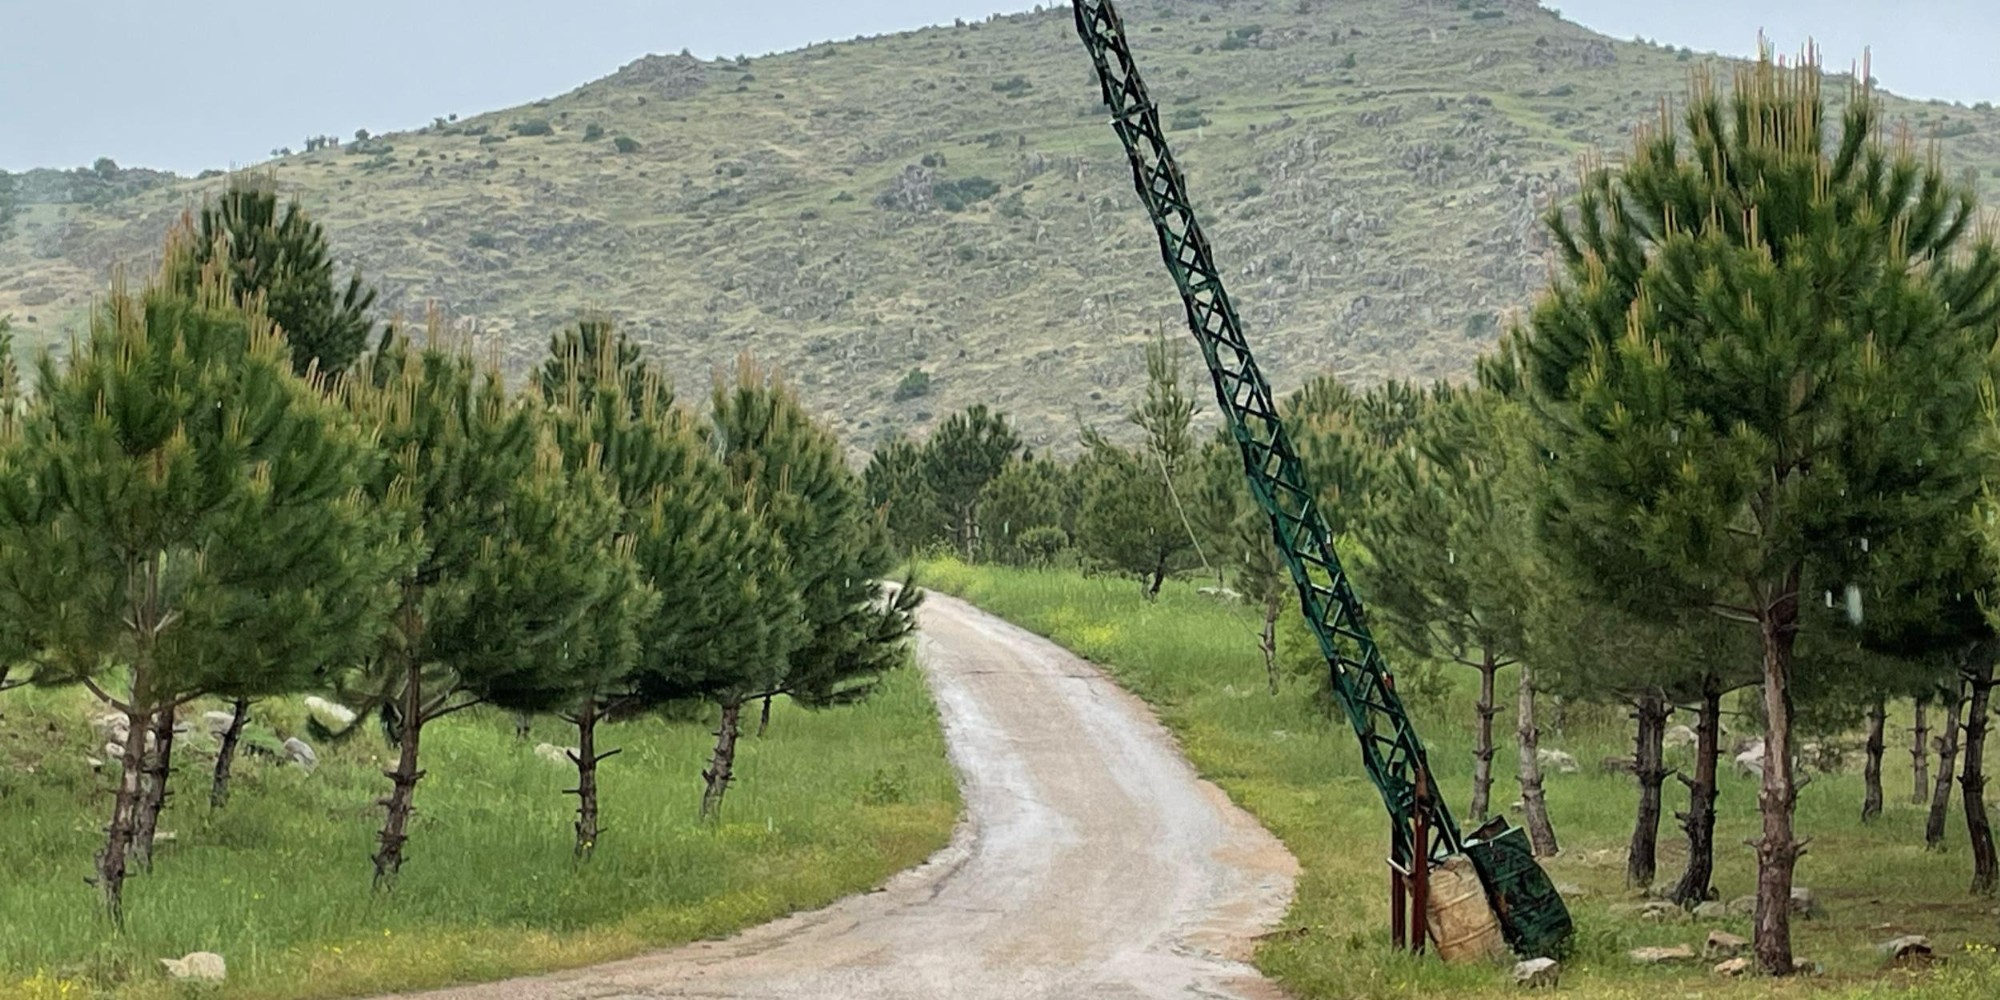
top-left (379, 590), bottom-right (1298, 1000)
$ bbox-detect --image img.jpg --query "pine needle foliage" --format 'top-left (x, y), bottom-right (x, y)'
top-left (0, 235), bottom-right (396, 922)
top-left (1500, 49), bottom-right (2000, 973)
top-left (173, 173), bottom-right (379, 379)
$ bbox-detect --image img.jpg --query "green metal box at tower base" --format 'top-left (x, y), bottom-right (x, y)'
top-left (1463, 821), bottom-right (1574, 959)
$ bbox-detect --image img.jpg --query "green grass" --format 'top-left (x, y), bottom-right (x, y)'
top-left (0, 667), bottom-right (957, 1000)
top-left (919, 557), bottom-right (2000, 999)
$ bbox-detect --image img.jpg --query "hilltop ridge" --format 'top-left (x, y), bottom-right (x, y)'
top-left (4, 0), bottom-right (1997, 452)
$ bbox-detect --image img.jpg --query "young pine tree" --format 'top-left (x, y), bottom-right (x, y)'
top-left (1508, 54), bottom-right (2000, 970)
top-left (977, 455), bottom-right (1077, 564)
top-left (1078, 331), bottom-right (1201, 598)
top-left (540, 326), bottom-right (797, 854)
top-left (865, 436), bottom-right (942, 555)
top-left (921, 405), bottom-right (1020, 560)
top-left (339, 326), bottom-right (635, 885)
top-left (0, 245), bottom-right (397, 922)
top-left (173, 173), bottom-right (380, 379)
top-left (705, 359), bottom-right (917, 815)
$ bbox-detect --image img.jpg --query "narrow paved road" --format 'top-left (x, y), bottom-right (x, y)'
top-left (384, 592), bottom-right (1298, 1000)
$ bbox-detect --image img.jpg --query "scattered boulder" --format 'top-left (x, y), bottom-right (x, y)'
top-left (533, 742), bottom-right (575, 766)
top-left (84, 756), bottom-right (104, 770)
top-left (1196, 586), bottom-right (1243, 602)
top-left (161, 951), bottom-right (226, 982)
top-left (1536, 748), bottom-right (1579, 774)
top-left (1663, 724), bottom-right (1697, 750)
top-left (1733, 744), bottom-right (1765, 777)
top-left (1877, 935), bottom-right (1933, 962)
top-left (1704, 930), bottom-right (1749, 959)
top-left (281, 737), bottom-right (318, 771)
top-left (1553, 882), bottom-right (1587, 899)
top-left (91, 712), bottom-right (129, 743)
top-left (1692, 901), bottom-right (1728, 921)
top-left (1512, 957), bottom-right (1560, 988)
top-left (1725, 895), bottom-right (1757, 917)
top-left (1628, 945), bottom-right (1696, 964)
top-left (1790, 886), bottom-right (1821, 919)
top-left (202, 710), bottom-right (238, 737)
top-left (304, 696), bottom-right (357, 730)
top-left (1713, 956), bottom-right (1752, 976)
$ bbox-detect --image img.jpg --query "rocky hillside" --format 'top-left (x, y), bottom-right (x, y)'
top-left (4, 0), bottom-right (1998, 453)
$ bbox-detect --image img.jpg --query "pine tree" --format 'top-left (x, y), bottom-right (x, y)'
top-left (539, 326), bottom-right (796, 854)
top-left (977, 455), bottom-right (1077, 564)
top-left (0, 242), bottom-right (397, 922)
top-left (864, 436), bottom-right (941, 554)
top-left (921, 405), bottom-right (1020, 559)
top-left (705, 359), bottom-right (917, 815)
top-left (1366, 385), bottom-right (1554, 839)
top-left (1077, 331), bottom-right (1201, 597)
top-left (1508, 53), bottom-right (2000, 970)
top-left (338, 325), bottom-right (633, 885)
top-left (173, 173), bottom-right (379, 379)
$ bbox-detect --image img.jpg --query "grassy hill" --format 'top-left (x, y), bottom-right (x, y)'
top-left (4, 0), bottom-right (1998, 454)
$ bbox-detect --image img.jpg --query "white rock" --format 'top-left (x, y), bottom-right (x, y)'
top-left (1692, 901), bottom-right (1728, 920)
top-left (1725, 894), bottom-right (1757, 917)
top-left (91, 712), bottom-right (130, 743)
top-left (1877, 934), bottom-right (1933, 960)
top-left (1536, 748), bottom-right (1580, 774)
top-left (1733, 745), bottom-right (1765, 777)
top-left (281, 737), bottom-right (318, 771)
top-left (303, 695), bottom-right (357, 729)
top-left (202, 710), bottom-right (239, 736)
top-left (1512, 957), bottom-right (1560, 988)
top-left (1629, 945), bottom-right (1695, 964)
top-left (1713, 956), bottom-right (1751, 976)
top-left (533, 742), bottom-right (575, 765)
top-left (1663, 724), bottom-right (1697, 750)
top-left (1704, 929), bottom-right (1748, 958)
top-left (1790, 886), bottom-right (1821, 918)
top-left (161, 951), bottom-right (226, 982)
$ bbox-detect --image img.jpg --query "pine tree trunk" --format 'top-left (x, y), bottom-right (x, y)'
top-left (210, 697), bottom-right (250, 809)
top-left (1549, 695), bottom-right (1568, 741)
top-left (1259, 595), bottom-right (1279, 695)
top-left (1862, 696), bottom-right (1886, 822)
top-left (1929, 678), bottom-right (1967, 850)
top-left (1961, 652), bottom-right (1997, 895)
top-left (1913, 696), bottom-right (1931, 805)
top-left (132, 704), bottom-right (177, 871)
top-left (1146, 556), bottom-right (1166, 600)
top-left (756, 693), bottom-right (774, 737)
top-left (1752, 594), bottom-right (1802, 977)
top-left (1468, 654), bottom-right (1498, 824)
top-left (1626, 694), bottom-right (1668, 889)
top-left (372, 656), bottom-right (427, 888)
top-left (1516, 662), bottom-right (1558, 857)
top-left (572, 699), bottom-right (601, 858)
top-left (701, 698), bottom-right (743, 819)
top-left (95, 695), bottom-right (151, 925)
top-left (1669, 686), bottom-right (1722, 905)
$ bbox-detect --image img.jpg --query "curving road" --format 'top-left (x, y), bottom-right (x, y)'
top-left (382, 591), bottom-right (1298, 1000)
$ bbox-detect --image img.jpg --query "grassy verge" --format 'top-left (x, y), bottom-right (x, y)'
top-left (920, 557), bottom-right (2000, 999)
top-left (0, 666), bottom-right (957, 1000)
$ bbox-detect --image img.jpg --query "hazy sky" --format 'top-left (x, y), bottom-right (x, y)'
top-left (1, 1), bottom-right (1995, 175)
